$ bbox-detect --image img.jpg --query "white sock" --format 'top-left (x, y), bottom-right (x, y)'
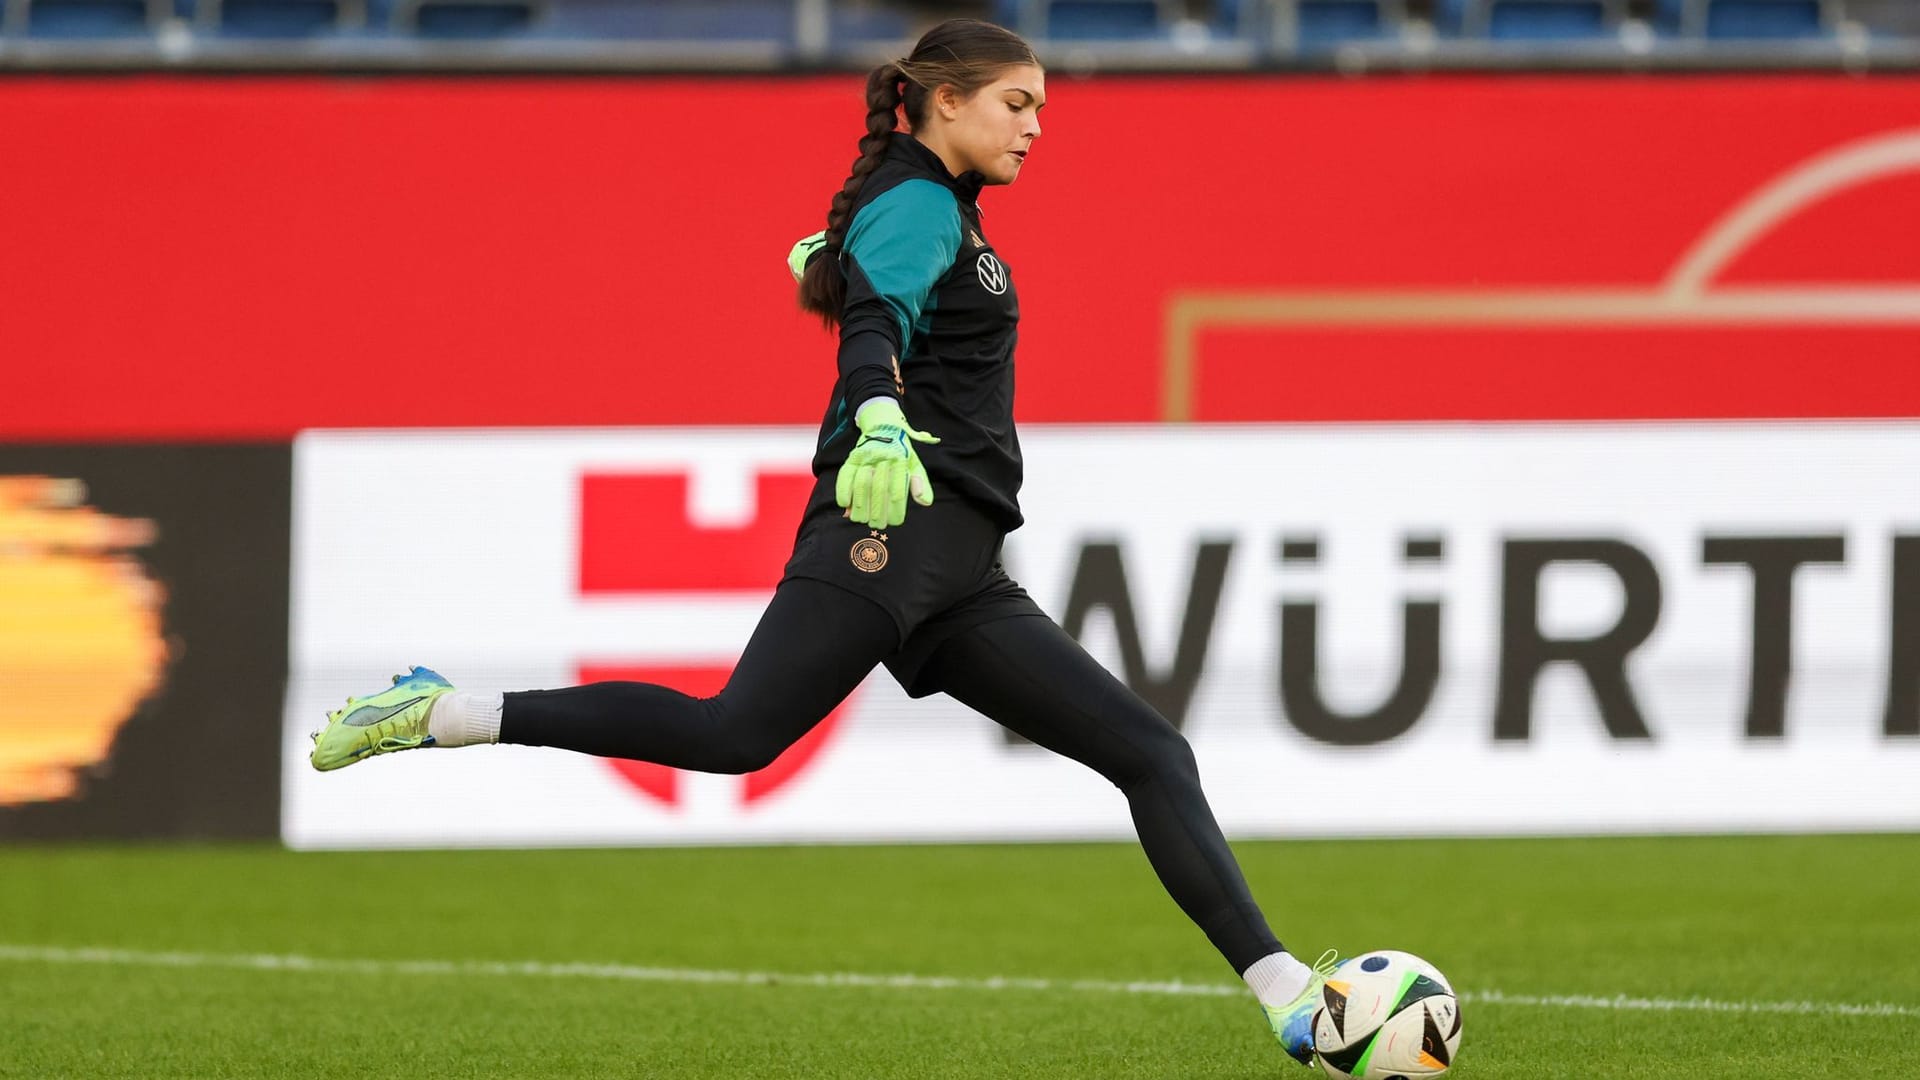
top-left (427, 690), bottom-right (503, 748)
top-left (1244, 951), bottom-right (1312, 1006)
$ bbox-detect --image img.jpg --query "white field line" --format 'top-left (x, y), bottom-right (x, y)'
top-left (1, 944), bottom-right (1915, 1020)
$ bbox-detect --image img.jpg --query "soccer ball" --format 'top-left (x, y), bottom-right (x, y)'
top-left (1312, 950), bottom-right (1463, 1079)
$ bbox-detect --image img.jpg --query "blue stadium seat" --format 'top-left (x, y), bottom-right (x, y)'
top-left (1655, 0), bottom-right (1831, 38)
top-left (829, 3), bottom-right (909, 45)
top-left (1707, 0), bottom-right (1825, 38)
top-left (217, 0), bottom-right (346, 36)
top-left (23, 0), bottom-right (155, 35)
top-left (539, 0), bottom-right (790, 41)
top-left (1213, 0), bottom-right (1252, 35)
top-left (1298, 1), bottom-right (1389, 47)
top-left (409, 0), bottom-right (534, 37)
top-left (1045, 1), bottom-right (1164, 41)
top-left (1489, 0), bottom-right (1609, 39)
top-left (1441, 0), bottom-right (1623, 38)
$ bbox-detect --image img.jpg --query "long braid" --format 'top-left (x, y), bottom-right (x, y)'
top-left (830, 65), bottom-right (907, 252)
top-left (796, 64), bottom-right (904, 327)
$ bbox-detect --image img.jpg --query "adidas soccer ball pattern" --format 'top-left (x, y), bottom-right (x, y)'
top-left (1312, 950), bottom-right (1462, 1079)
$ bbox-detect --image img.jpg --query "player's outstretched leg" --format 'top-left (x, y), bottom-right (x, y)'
top-left (309, 665), bottom-right (457, 771)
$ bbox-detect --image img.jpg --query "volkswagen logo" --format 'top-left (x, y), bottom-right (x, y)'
top-left (976, 252), bottom-right (1007, 295)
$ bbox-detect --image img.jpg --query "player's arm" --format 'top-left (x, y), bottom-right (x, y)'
top-left (835, 178), bottom-right (963, 414)
top-left (827, 180), bottom-right (962, 528)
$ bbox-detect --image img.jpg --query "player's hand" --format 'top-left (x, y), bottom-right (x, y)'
top-left (788, 230), bottom-right (828, 283)
top-left (836, 400), bottom-right (938, 529)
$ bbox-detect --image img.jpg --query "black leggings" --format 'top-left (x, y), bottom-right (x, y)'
top-left (502, 577), bottom-right (1284, 973)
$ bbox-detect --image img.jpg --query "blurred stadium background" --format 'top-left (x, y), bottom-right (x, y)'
top-left (3, 2), bottom-right (1918, 1077)
top-left (1, 0), bottom-right (1920, 66)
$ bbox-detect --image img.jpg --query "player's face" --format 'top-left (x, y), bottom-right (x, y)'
top-left (940, 65), bottom-right (1045, 186)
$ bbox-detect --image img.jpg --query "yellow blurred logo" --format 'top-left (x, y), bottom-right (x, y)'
top-left (0, 477), bottom-right (170, 805)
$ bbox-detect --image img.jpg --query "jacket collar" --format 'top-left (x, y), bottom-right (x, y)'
top-left (888, 132), bottom-right (985, 206)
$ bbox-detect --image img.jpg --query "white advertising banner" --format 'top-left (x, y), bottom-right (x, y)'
top-left (284, 424), bottom-right (1920, 848)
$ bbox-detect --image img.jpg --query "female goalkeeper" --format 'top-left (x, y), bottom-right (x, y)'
top-left (308, 17), bottom-right (1333, 1067)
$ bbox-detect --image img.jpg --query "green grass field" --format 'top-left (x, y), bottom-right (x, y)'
top-left (2, 835), bottom-right (1916, 1078)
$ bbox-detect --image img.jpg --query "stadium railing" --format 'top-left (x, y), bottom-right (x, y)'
top-left (0, 0), bottom-right (1915, 71)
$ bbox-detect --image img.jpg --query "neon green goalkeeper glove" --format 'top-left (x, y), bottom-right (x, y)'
top-left (836, 399), bottom-right (939, 529)
top-left (789, 230), bottom-right (828, 283)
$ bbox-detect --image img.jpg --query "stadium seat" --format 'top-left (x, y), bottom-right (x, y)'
top-left (1443, 0), bottom-right (1625, 38)
top-left (538, 0), bottom-right (792, 41)
top-left (994, 0), bottom-right (1179, 42)
top-left (1211, 0), bottom-right (1250, 33)
top-left (209, 0), bottom-right (359, 36)
top-left (1657, 0), bottom-right (1835, 38)
top-left (1298, 1), bottom-right (1393, 47)
top-left (1488, 0), bottom-right (1611, 39)
top-left (14, 0), bottom-right (160, 36)
top-left (397, 0), bottom-right (537, 37)
top-left (1047, 1), bottom-right (1165, 41)
top-left (1706, 0), bottom-right (1827, 38)
top-left (829, 2), bottom-right (909, 45)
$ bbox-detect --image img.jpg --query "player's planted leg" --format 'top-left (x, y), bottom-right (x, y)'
top-left (911, 614), bottom-right (1349, 1066)
top-left (1260, 949), bottom-right (1342, 1065)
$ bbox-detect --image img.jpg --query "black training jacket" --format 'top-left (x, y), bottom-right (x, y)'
top-left (809, 132), bottom-right (1025, 531)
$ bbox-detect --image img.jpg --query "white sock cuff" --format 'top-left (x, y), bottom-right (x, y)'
top-left (1243, 951), bottom-right (1312, 1007)
top-left (429, 690), bottom-right (503, 748)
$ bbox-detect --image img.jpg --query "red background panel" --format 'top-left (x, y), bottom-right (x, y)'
top-left (579, 470), bottom-right (813, 593)
top-left (3, 75), bottom-right (1918, 437)
top-left (1195, 328), bottom-right (1920, 422)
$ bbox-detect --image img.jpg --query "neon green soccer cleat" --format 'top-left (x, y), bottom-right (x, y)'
top-left (309, 666), bottom-right (454, 772)
top-left (1261, 949), bottom-right (1343, 1066)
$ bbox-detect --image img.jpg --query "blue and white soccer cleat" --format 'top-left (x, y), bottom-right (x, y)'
top-left (308, 666), bottom-right (454, 772)
top-left (1261, 949), bottom-right (1344, 1066)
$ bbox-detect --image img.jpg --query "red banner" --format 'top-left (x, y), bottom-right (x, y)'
top-left (4, 75), bottom-right (1918, 438)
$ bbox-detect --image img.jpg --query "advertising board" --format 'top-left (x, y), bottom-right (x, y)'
top-left (284, 424), bottom-right (1920, 847)
top-left (0, 446), bottom-right (289, 840)
top-left (3, 76), bottom-right (1916, 434)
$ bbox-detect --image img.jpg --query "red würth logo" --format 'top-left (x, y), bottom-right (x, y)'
top-left (576, 469), bottom-right (854, 808)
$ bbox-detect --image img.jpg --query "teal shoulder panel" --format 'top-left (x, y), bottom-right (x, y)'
top-left (843, 178), bottom-right (964, 349)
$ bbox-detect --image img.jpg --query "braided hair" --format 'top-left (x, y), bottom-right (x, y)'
top-left (796, 18), bottom-right (1038, 327)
